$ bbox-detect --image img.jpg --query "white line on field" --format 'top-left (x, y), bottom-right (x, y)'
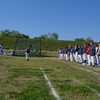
top-left (54, 68), bottom-right (100, 97)
top-left (40, 68), bottom-right (61, 100)
top-left (13, 67), bottom-right (54, 70)
top-left (71, 66), bottom-right (100, 76)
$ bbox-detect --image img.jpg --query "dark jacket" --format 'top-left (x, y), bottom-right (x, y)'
top-left (78, 47), bottom-right (83, 54)
top-left (25, 47), bottom-right (31, 53)
top-left (90, 45), bottom-right (96, 56)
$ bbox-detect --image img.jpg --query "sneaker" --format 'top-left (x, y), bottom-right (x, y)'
top-left (98, 64), bottom-right (100, 67)
top-left (92, 65), bottom-right (95, 67)
top-left (82, 63), bottom-right (86, 65)
top-left (26, 59), bottom-right (29, 61)
top-left (87, 64), bottom-right (91, 66)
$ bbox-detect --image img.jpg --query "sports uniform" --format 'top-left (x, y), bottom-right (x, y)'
top-left (25, 45), bottom-right (32, 60)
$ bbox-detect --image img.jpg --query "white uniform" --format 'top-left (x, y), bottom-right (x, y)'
top-left (95, 47), bottom-right (99, 65)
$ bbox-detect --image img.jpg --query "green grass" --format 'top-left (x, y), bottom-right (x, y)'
top-left (0, 56), bottom-right (100, 100)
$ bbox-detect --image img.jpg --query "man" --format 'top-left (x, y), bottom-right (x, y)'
top-left (25, 45), bottom-right (32, 61)
top-left (95, 44), bottom-right (99, 65)
top-left (69, 45), bottom-right (74, 62)
top-left (90, 41), bottom-right (96, 67)
top-left (0, 44), bottom-right (3, 57)
top-left (82, 42), bottom-right (87, 65)
top-left (86, 43), bottom-right (91, 66)
top-left (97, 42), bottom-right (100, 66)
top-left (78, 45), bottom-right (83, 64)
top-left (74, 44), bottom-right (79, 62)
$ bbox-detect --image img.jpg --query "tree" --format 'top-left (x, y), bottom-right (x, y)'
top-left (74, 37), bottom-right (85, 42)
top-left (34, 32), bottom-right (59, 40)
top-left (50, 32), bottom-right (58, 40)
top-left (85, 37), bottom-right (94, 43)
top-left (0, 29), bottom-right (29, 38)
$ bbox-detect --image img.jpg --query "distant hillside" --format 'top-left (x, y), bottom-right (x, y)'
top-left (0, 37), bottom-right (86, 51)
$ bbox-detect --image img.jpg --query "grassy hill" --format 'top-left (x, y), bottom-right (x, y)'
top-left (0, 37), bottom-right (85, 51)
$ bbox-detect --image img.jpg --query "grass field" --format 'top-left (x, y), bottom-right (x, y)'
top-left (0, 56), bottom-right (100, 100)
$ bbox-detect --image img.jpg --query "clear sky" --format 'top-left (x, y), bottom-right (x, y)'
top-left (0, 0), bottom-right (100, 42)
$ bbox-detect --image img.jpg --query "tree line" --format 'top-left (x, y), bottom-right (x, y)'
top-left (0, 29), bottom-right (59, 40)
top-left (0, 29), bottom-right (94, 50)
top-left (0, 29), bottom-right (93, 42)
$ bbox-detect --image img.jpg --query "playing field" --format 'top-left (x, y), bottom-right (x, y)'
top-left (0, 56), bottom-right (100, 100)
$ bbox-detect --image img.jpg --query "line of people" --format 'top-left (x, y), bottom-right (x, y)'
top-left (58, 41), bottom-right (100, 67)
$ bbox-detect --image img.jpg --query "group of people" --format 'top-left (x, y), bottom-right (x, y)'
top-left (58, 41), bottom-right (100, 67)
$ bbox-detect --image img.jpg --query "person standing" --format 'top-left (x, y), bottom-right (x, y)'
top-left (90, 41), bottom-right (96, 67)
top-left (25, 45), bottom-right (32, 61)
top-left (74, 44), bottom-right (79, 62)
top-left (95, 44), bottom-right (99, 65)
top-left (59, 48), bottom-right (64, 60)
top-left (57, 48), bottom-right (61, 59)
top-left (78, 45), bottom-right (83, 64)
top-left (0, 44), bottom-right (3, 57)
top-left (97, 42), bottom-right (100, 66)
top-left (69, 45), bottom-right (74, 62)
top-left (86, 43), bottom-right (91, 66)
top-left (82, 42), bottom-right (87, 65)
top-left (65, 47), bottom-right (69, 61)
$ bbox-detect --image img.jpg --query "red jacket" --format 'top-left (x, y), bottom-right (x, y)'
top-left (86, 46), bottom-right (90, 54)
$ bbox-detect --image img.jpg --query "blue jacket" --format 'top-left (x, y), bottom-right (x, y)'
top-left (90, 45), bottom-right (96, 56)
top-left (70, 47), bottom-right (74, 53)
top-left (61, 49), bottom-right (66, 54)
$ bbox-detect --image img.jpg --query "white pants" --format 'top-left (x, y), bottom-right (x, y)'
top-left (59, 54), bottom-right (63, 60)
top-left (65, 54), bottom-right (68, 61)
top-left (98, 56), bottom-right (100, 65)
top-left (95, 54), bottom-right (99, 65)
top-left (75, 52), bottom-right (78, 62)
top-left (63, 54), bottom-right (66, 60)
top-left (83, 53), bottom-right (87, 61)
top-left (90, 56), bottom-right (95, 66)
top-left (25, 52), bottom-right (29, 60)
top-left (87, 55), bottom-right (91, 65)
top-left (70, 53), bottom-right (73, 62)
top-left (78, 55), bottom-right (82, 63)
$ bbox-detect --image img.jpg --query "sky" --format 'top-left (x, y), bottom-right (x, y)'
top-left (0, 0), bottom-right (100, 42)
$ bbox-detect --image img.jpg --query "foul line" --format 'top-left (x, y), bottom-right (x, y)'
top-left (71, 66), bottom-right (100, 76)
top-left (55, 68), bottom-right (100, 97)
top-left (40, 68), bottom-right (61, 100)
